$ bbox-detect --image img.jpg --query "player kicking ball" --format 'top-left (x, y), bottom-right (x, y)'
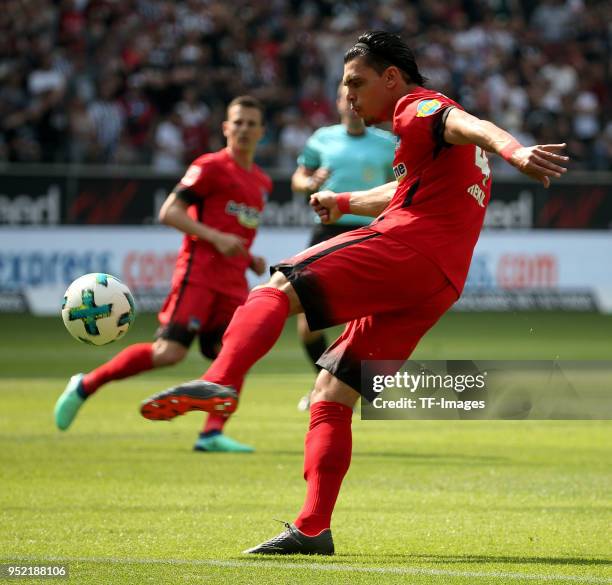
top-left (140, 31), bottom-right (569, 553)
top-left (54, 96), bottom-right (271, 453)
top-left (291, 83), bottom-right (396, 410)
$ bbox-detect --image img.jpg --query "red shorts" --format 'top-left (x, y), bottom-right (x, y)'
top-left (157, 281), bottom-right (247, 353)
top-left (272, 226), bottom-right (458, 393)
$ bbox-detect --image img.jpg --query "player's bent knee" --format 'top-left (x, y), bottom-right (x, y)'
top-left (253, 271), bottom-right (302, 314)
top-left (253, 270), bottom-right (287, 291)
top-left (152, 339), bottom-right (188, 367)
top-left (312, 370), bottom-right (360, 408)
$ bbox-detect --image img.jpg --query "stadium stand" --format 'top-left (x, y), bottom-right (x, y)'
top-left (0, 0), bottom-right (609, 171)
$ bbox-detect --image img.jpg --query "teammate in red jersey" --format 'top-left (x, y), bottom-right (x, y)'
top-left (55, 96), bottom-right (271, 453)
top-left (141, 31), bottom-right (569, 553)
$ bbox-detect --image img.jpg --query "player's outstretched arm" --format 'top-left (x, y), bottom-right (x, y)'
top-left (159, 193), bottom-right (248, 257)
top-left (310, 181), bottom-right (397, 224)
top-left (443, 108), bottom-right (569, 188)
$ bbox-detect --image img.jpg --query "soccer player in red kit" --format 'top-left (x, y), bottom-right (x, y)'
top-left (55, 96), bottom-right (271, 453)
top-left (141, 32), bottom-right (569, 553)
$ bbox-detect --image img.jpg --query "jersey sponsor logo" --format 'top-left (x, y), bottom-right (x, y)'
top-left (393, 162), bottom-right (408, 182)
top-left (180, 164), bottom-right (202, 188)
top-left (467, 183), bottom-right (487, 207)
top-left (226, 200), bottom-right (261, 229)
top-left (416, 99), bottom-right (442, 117)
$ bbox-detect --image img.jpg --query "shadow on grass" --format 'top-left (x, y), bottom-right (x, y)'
top-left (230, 552), bottom-right (612, 568)
top-left (393, 553), bottom-right (612, 567)
top-left (267, 450), bottom-right (507, 464)
top-left (485, 505), bottom-right (612, 513)
top-left (226, 554), bottom-right (360, 566)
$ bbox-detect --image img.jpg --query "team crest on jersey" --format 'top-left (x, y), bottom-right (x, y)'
top-left (416, 99), bottom-right (442, 117)
top-left (362, 166), bottom-right (376, 183)
top-left (393, 162), bottom-right (408, 182)
top-left (226, 200), bottom-right (261, 229)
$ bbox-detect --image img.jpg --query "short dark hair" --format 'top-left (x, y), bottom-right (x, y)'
top-left (344, 31), bottom-right (425, 86)
top-left (226, 95), bottom-right (265, 118)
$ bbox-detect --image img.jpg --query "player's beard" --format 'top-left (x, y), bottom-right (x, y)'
top-left (362, 114), bottom-right (381, 126)
top-left (356, 104), bottom-right (384, 126)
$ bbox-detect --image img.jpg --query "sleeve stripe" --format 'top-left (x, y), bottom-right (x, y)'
top-left (432, 106), bottom-right (455, 158)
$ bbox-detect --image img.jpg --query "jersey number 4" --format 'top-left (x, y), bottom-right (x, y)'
top-left (474, 147), bottom-right (490, 186)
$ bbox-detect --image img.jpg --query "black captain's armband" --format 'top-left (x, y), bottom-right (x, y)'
top-left (172, 184), bottom-right (200, 205)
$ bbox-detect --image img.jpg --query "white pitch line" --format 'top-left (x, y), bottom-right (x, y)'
top-left (2, 556), bottom-right (611, 584)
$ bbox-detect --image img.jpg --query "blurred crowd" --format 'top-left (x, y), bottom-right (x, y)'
top-left (0, 0), bottom-right (610, 172)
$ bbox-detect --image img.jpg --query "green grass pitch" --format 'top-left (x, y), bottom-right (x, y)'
top-left (1, 311), bottom-right (611, 585)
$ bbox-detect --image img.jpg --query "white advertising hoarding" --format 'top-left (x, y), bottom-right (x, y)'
top-left (0, 228), bottom-right (611, 314)
top-left (0, 227), bottom-right (309, 315)
top-left (462, 232), bottom-right (612, 312)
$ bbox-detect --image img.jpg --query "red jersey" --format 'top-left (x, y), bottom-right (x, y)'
top-left (369, 87), bottom-right (492, 294)
top-left (173, 148), bottom-right (272, 292)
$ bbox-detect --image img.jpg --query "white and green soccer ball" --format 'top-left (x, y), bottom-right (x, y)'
top-left (61, 273), bottom-right (136, 345)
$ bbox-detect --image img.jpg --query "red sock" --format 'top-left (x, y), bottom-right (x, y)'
top-left (82, 343), bottom-right (154, 396)
top-left (294, 401), bottom-right (353, 536)
top-left (203, 287), bottom-right (290, 389)
top-left (201, 381), bottom-right (243, 434)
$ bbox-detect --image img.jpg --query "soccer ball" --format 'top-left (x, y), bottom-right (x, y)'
top-left (61, 273), bottom-right (136, 345)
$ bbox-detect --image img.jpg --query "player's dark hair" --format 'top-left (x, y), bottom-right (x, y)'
top-left (226, 95), bottom-right (265, 118)
top-left (344, 31), bottom-right (425, 86)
